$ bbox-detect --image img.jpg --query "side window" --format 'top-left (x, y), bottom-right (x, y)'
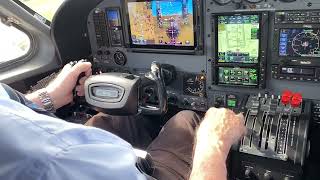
top-left (0, 19), bottom-right (31, 63)
top-left (17, 0), bottom-right (66, 21)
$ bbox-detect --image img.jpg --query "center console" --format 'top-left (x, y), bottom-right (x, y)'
top-left (230, 91), bottom-right (310, 180)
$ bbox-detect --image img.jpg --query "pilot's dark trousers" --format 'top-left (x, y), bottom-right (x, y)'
top-left (85, 110), bottom-right (201, 180)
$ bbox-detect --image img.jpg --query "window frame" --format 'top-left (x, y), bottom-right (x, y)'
top-left (12, 0), bottom-right (51, 26)
top-left (0, 16), bottom-right (37, 70)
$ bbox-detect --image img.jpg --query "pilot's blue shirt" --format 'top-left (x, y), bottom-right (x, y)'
top-left (0, 85), bottom-right (146, 180)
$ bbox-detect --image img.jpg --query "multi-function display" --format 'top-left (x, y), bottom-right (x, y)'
top-left (216, 14), bottom-right (262, 87)
top-left (279, 28), bottom-right (320, 57)
top-left (217, 15), bottom-right (260, 64)
top-left (127, 0), bottom-right (195, 48)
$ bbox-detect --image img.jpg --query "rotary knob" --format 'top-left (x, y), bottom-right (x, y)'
top-left (168, 95), bottom-right (178, 104)
top-left (183, 99), bottom-right (190, 106)
top-left (244, 168), bottom-right (255, 179)
top-left (214, 97), bottom-right (224, 108)
top-left (97, 50), bottom-right (103, 55)
top-left (283, 176), bottom-right (292, 180)
top-left (263, 172), bottom-right (273, 180)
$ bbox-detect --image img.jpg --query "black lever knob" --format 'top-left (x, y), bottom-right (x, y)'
top-left (263, 172), bottom-right (273, 180)
top-left (244, 168), bottom-right (255, 179)
top-left (168, 95), bottom-right (177, 104)
top-left (283, 176), bottom-right (291, 180)
top-left (214, 97), bottom-right (224, 108)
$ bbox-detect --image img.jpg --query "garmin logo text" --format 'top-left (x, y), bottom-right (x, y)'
top-left (303, 25), bottom-right (313, 28)
top-left (300, 61), bottom-right (311, 65)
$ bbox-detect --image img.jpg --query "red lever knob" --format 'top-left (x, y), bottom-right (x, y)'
top-left (281, 90), bottom-right (293, 105)
top-left (291, 93), bottom-right (302, 108)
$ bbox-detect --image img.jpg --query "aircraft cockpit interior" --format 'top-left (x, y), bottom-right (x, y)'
top-left (1, 0), bottom-right (320, 179)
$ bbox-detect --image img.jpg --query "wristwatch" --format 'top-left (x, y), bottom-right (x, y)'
top-left (38, 90), bottom-right (55, 112)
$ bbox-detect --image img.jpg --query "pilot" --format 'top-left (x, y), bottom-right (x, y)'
top-left (0, 61), bottom-right (246, 180)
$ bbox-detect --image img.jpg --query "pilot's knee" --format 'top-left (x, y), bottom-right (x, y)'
top-left (171, 110), bottom-right (201, 127)
top-left (85, 113), bottom-right (112, 127)
top-left (176, 110), bottom-right (198, 118)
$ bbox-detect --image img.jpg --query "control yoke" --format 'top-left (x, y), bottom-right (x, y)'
top-left (139, 62), bottom-right (168, 115)
top-left (84, 62), bottom-right (168, 116)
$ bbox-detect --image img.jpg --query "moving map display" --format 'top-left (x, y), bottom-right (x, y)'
top-left (218, 67), bottom-right (258, 86)
top-left (127, 0), bottom-right (194, 47)
top-left (279, 29), bottom-right (320, 57)
top-left (217, 15), bottom-right (260, 64)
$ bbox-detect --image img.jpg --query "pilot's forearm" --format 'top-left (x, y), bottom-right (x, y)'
top-left (190, 133), bottom-right (230, 180)
top-left (25, 90), bottom-right (43, 107)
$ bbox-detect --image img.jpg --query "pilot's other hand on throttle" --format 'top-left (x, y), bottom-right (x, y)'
top-left (197, 108), bottom-right (246, 157)
top-left (45, 61), bottom-right (92, 109)
top-left (190, 108), bottom-right (246, 180)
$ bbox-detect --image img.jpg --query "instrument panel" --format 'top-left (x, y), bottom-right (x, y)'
top-left (87, 0), bottom-right (320, 110)
top-left (85, 0), bottom-right (320, 179)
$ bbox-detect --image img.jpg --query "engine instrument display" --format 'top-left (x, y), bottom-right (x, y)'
top-left (217, 15), bottom-right (260, 64)
top-left (106, 8), bottom-right (124, 46)
top-left (279, 28), bottom-right (320, 57)
top-left (218, 67), bottom-right (258, 86)
top-left (127, 0), bottom-right (195, 49)
top-left (106, 9), bottom-right (121, 27)
top-left (183, 74), bottom-right (206, 97)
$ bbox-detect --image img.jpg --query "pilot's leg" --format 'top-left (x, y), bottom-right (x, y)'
top-left (147, 110), bottom-right (201, 180)
top-left (85, 113), bottom-right (153, 149)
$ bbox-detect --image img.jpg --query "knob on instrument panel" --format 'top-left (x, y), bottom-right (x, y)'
top-left (168, 95), bottom-right (177, 104)
top-left (244, 168), bottom-right (255, 179)
top-left (283, 176), bottom-right (292, 180)
top-left (263, 172), bottom-right (273, 180)
top-left (214, 96), bottom-right (224, 108)
top-left (183, 99), bottom-right (190, 106)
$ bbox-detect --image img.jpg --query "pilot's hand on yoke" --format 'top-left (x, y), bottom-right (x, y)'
top-left (26, 61), bottom-right (92, 110)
